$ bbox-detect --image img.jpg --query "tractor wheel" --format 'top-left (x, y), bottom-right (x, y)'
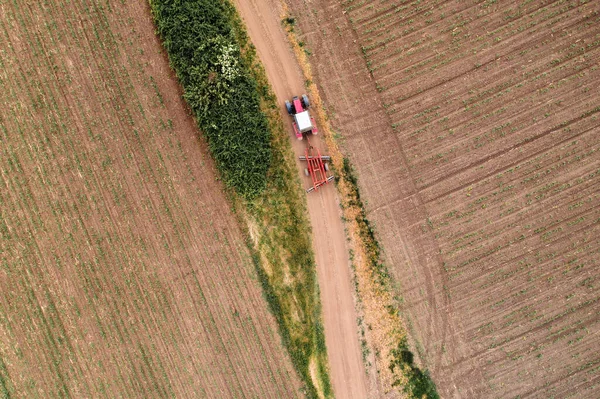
top-left (301, 94), bottom-right (310, 109)
top-left (285, 101), bottom-right (293, 115)
top-left (304, 168), bottom-right (310, 177)
top-left (324, 162), bottom-right (330, 172)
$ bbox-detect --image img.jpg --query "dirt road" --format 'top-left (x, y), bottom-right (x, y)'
top-left (233, 0), bottom-right (369, 398)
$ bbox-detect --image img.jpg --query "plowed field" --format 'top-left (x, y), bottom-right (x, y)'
top-left (286, 0), bottom-right (600, 397)
top-left (0, 1), bottom-right (301, 397)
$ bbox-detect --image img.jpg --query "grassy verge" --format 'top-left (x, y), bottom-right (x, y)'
top-left (341, 161), bottom-right (439, 399)
top-left (282, 8), bottom-right (439, 399)
top-left (149, 1), bottom-right (331, 397)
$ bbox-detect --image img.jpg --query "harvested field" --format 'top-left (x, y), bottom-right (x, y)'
top-left (0, 1), bottom-right (302, 397)
top-left (286, 0), bottom-right (600, 397)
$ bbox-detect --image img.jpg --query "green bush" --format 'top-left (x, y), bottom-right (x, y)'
top-left (390, 339), bottom-right (440, 399)
top-left (149, 0), bottom-right (271, 199)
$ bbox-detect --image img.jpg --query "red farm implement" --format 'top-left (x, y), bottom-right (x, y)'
top-left (299, 140), bottom-right (334, 193)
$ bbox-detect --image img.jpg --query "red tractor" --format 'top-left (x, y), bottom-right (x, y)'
top-left (285, 94), bottom-right (318, 140)
top-left (285, 94), bottom-right (333, 193)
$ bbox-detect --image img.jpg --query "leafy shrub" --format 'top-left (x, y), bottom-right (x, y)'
top-left (390, 339), bottom-right (440, 399)
top-left (149, 0), bottom-right (271, 199)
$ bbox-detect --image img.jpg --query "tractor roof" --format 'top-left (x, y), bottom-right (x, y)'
top-left (294, 110), bottom-right (313, 132)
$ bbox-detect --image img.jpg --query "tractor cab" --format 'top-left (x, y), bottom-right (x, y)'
top-left (294, 110), bottom-right (314, 133)
top-left (285, 94), bottom-right (318, 140)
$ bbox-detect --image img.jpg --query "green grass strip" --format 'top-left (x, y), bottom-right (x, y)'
top-left (0, 354), bottom-right (12, 399)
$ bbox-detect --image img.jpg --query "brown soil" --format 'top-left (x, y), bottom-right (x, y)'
top-left (0, 1), bottom-right (302, 397)
top-left (284, 0), bottom-right (600, 398)
top-left (233, 0), bottom-right (370, 397)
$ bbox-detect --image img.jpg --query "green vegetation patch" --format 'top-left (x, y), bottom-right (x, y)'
top-left (0, 355), bottom-right (12, 399)
top-left (149, 0), bottom-right (270, 199)
top-left (390, 340), bottom-right (439, 399)
top-left (149, 1), bottom-right (331, 397)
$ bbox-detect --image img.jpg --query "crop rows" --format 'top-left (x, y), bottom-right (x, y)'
top-left (0, 0), bottom-right (301, 397)
top-left (335, 0), bottom-right (600, 397)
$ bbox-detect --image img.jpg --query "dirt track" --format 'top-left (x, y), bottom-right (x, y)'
top-left (233, 0), bottom-right (369, 398)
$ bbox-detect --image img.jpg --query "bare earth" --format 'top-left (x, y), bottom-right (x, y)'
top-left (233, 0), bottom-right (370, 398)
top-left (285, 0), bottom-right (600, 398)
